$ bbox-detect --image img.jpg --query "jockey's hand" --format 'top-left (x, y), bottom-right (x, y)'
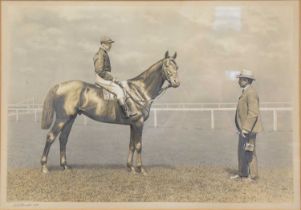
top-left (113, 78), bottom-right (121, 85)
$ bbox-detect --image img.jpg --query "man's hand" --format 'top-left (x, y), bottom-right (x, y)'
top-left (241, 129), bottom-right (249, 138)
top-left (113, 78), bottom-right (121, 85)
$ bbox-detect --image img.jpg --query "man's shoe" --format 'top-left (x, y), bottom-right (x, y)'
top-left (128, 111), bottom-right (137, 117)
top-left (129, 112), bottom-right (142, 121)
top-left (242, 176), bottom-right (255, 182)
top-left (123, 109), bottom-right (139, 120)
top-left (241, 177), bottom-right (255, 182)
top-left (123, 109), bottom-right (137, 119)
top-left (230, 174), bottom-right (241, 180)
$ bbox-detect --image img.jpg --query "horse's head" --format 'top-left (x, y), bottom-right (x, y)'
top-left (162, 51), bottom-right (180, 88)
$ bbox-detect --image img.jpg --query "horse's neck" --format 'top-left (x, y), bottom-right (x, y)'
top-left (129, 60), bottom-right (165, 100)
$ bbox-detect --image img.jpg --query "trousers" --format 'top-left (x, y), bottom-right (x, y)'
top-left (238, 133), bottom-right (258, 178)
top-left (95, 74), bottom-right (125, 102)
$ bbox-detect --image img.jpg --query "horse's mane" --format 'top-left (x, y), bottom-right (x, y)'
top-left (129, 59), bottom-right (163, 82)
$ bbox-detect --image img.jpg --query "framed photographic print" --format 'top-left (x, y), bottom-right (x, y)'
top-left (1, 1), bottom-right (300, 210)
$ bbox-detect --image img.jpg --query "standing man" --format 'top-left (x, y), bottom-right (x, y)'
top-left (93, 36), bottom-right (137, 119)
top-left (231, 69), bottom-right (263, 181)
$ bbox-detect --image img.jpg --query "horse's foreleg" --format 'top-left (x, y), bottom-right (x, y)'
top-left (135, 139), bottom-right (147, 175)
top-left (59, 116), bottom-right (76, 170)
top-left (41, 120), bottom-right (66, 173)
top-left (127, 125), bottom-right (136, 173)
top-left (133, 121), bottom-right (147, 175)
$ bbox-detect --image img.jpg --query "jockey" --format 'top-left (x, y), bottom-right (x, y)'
top-left (93, 36), bottom-right (137, 119)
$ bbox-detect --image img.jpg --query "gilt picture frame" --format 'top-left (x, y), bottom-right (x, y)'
top-left (0, 1), bottom-right (300, 210)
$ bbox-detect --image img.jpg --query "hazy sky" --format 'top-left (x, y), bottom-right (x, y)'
top-left (2, 1), bottom-right (299, 103)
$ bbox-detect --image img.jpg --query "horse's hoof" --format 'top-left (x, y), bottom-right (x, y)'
top-left (136, 167), bottom-right (148, 176)
top-left (41, 165), bottom-right (49, 174)
top-left (126, 163), bottom-right (132, 171)
top-left (127, 165), bottom-right (137, 174)
top-left (130, 166), bottom-right (137, 175)
top-left (62, 165), bottom-right (72, 171)
top-left (141, 168), bottom-right (148, 176)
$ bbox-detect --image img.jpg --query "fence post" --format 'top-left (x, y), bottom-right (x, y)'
top-left (154, 109), bottom-right (157, 128)
top-left (273, 110), bottom-right (278, 131)
top-left (211, 110), bottom-right (215, 129)
top-left (16, 110), bottom-right (19, 122)
top-left (34, 109), bottom-right (37, 122)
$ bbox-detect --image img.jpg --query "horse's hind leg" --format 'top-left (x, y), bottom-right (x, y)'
top-left (41, 119), bottom-right (67, 173)
top-left (59, 115), bottom-right (76, 170)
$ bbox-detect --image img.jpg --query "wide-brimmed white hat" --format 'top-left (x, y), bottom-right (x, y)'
top-left (100, 36), bottom-right (114, 44)
top-left (236, 69), bottom-right (255, 80)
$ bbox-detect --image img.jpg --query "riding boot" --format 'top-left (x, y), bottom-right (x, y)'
top-left (119, 101), bottom-right (137, 119)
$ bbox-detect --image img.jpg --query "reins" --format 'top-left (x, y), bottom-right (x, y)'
top-left (123, 60), bottom-right (172, 104)
top-left (118, 58), bottom-right (175, 116)
top-left (121, 82), bottom-right (172, 116)
top-left (121, 84), bottom-right (171, 109)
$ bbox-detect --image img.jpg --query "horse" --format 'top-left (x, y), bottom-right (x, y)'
top-left (40, 51), bottom-right (180, 175)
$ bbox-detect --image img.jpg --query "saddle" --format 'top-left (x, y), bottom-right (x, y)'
top-left (94, 81), bottom-right (141, 120)
top-left (102, 88), bottom-right (115, 100)
top-left (94, 83), bottom-right (115, 101)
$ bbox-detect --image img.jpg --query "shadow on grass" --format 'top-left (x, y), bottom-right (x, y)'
top-left (224, 167), bottom-right (237, 176)
top-left (46, 164), bottom-right (176, 171)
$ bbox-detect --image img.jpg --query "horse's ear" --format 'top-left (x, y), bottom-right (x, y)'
top-left (172, 52), bottom-right (177, 59)
top-left (165, 51), bottom-right (169, 58)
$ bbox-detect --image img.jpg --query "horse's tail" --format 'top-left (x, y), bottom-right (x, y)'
top-left (41, 85), bottom-right (58, 129)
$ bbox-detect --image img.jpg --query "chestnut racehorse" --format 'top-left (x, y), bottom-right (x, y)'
top-left (40, 51), bottom-right (180, 175)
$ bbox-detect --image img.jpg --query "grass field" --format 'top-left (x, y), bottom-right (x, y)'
top-left (8, 166), bottom-right (293, 202)
top-left (5, 113), bottom-right (296, 203)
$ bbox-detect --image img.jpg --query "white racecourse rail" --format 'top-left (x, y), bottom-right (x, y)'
top-left (8, 102), bottom-right (292, 131)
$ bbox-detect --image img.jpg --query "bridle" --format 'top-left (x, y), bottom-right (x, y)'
top-left (162, 58), bottom-right (178, 87)
top-left (122, 59), bottom-right (177, 115)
